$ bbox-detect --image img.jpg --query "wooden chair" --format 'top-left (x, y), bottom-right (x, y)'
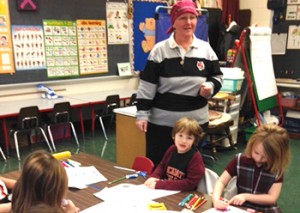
top-left (47, 102), bottom-right (79, 152)
top-left (95, 95), bottom-right (120, 140)
top-left (204, 93), bottom-right (237, 160)
top-left (10, 106), bottom-right (53, 160)
top-left (132, 156), bottom-right (155, 175)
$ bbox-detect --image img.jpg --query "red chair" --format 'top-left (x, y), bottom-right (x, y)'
top-left (132, 156), bottom-right (155, 175)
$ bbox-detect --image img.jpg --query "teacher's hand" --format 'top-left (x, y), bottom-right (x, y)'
top-left (136, 119), bottom-right (148, 132)
top-left (200, 83), bottom-right (213, 98)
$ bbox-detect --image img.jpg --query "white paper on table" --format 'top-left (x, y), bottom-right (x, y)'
top-left (202, 206), bottom-right (248, 213)
top-left (94, 183), bottom-right (180, 203)
top-left (81, 201), bottom-right (182, 213)
top-left (65, 166), bottom-right (107, 189)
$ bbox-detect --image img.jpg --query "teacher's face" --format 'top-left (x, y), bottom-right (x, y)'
top-left (173, 13), bottom-right (197, 38)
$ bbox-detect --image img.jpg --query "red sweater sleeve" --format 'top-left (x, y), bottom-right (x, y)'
top-left (151, 146), bottom-right (205, 191)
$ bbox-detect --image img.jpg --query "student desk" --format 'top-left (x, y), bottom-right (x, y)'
top-left (114, 106), bottom-right (145, 168)
top-left (67, 89), bottom-right (136, 135)
top-left (0, 97), bottom-right (89, 153)
top-left (2, 152), bottom-right (212, 212)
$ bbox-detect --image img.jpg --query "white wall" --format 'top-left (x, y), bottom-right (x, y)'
top-left (240, 0), bottom-right (272, 27)
top-left (0, 76), bottom-right (139, 101)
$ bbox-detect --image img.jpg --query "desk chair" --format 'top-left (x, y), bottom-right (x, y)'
top-left (132, 156), bottom-right (155, 175)
top-left (197, 168), bottom-right (219, 196)
top-left (127, 93), bottom-right (137, 106)
top-left (95, 95), bottom-right (120, 140)
top-left (10, 106), bottom-right (53, 160)
top-left (47, 102), bottom-right (79, 151)
top-left (204, 94), bottom-right (237, 160)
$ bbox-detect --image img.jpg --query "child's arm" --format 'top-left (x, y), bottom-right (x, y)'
top-left (0, 203), bottom-right (11, 213)
top-left (229, 182), bottom-right (282, 206)
top-left (212, 170), bottom-right (231, 210)
top-left (144, 177), bottom-right (159, 189)
top-left (0, 177), bottom-right (16, 189)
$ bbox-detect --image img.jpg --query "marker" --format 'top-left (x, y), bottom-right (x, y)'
top-left (185, 194), bottom-right (199, 209)
top-left (87, 184), bottom-right (102, 191)
top-left (178, 193), bottom-right (193, 207)
top-left (64, 160), bottom-right (74, 167)
top-left (193, 198), bottom-right (207, 210)
top-left (191, 196), bottom-right (203, 210)
top-left (113, 166), bottom-right (136, 172)
top-left (61, 161), bottom-right (69, 168)
top-left (108, 176), bottom-right (126, 184)
top-left (67, 159), bottom-right (81, 167)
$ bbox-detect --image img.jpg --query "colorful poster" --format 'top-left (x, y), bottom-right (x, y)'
top-left (106, 2), bottom-right (129, 44)
top-left (12, 25), bottom-right (46, 71)
top-left (0, 0), bottom-right (14, 74)
top-left (77, 20), bottom-right (108, 74)
top-left (43, 20), bottom-right (79, 78)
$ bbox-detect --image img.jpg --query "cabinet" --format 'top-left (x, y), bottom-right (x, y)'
top-left (276, 78), bottom-right (300, 139)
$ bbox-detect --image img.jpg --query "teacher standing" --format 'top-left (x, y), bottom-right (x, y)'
top-left (136, 0), bottom-right (223, 166)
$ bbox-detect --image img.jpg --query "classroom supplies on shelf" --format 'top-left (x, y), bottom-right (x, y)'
top-left (37, 84), bottom-right (61, 99)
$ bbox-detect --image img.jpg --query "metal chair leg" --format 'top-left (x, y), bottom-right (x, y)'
top-left (99, 117), bottom-right (108, 140)
top-left (47, 126), bottom-right (57, 152)
top-left (39, 127), bottom-right (53, 153)
top-left (13, 131), bottom-right (20, 161)
top-left (0, 147), bottom-right (7, 162)
top-left (69, 122), bottom-right (79, 147)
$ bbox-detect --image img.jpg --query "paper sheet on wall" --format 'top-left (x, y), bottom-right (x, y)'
top-left (249, 27), bottom-right (278, 101)
top-left (271, 33), bottom-right (287, 55)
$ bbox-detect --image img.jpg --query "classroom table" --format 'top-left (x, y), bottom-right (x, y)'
top-left (0, 88), bottom-right (136, 155)
top-left (67, 88), bottom-right (136, 135)
top-left (0, 96), bottom-right (89, 153)
top-left (2, 152), bottom-right (212, 212)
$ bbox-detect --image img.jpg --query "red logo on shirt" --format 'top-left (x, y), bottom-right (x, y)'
top-left (197, 61), bottom-right (205, 71)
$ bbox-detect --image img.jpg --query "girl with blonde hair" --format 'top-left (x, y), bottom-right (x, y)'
top-left (213, 124), bottom-right (290, 213)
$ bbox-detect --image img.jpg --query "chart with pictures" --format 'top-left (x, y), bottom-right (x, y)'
top-left (77, 20), bottom-right (108, 74)
top-left (43, 20), bottom-right (79, 78)
top-left (287, 25), bottom-right (300, 49)
top-left (12, 25), bottom-right (46, 71)
top-left (106, 2), bottom-right (129, 44)
top-left (0, 0), bottom-right (14, 74)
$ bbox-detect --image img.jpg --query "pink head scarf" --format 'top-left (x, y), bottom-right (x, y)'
top-left (166, 0), bottom-right (198, 34)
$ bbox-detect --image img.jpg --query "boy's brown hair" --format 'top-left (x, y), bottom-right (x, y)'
top-left (171, 117), bottom-right (204, 146)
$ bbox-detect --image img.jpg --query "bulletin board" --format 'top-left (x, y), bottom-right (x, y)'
top-left (0, 0), bottom-right (129, 85)
top-left (272, 1), bottom-right (300, 79)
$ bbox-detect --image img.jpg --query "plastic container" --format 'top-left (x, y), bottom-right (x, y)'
top-left (221, 77), bottom-right (244, 92)
top-left (281, 97), bottom-right (297, 107)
